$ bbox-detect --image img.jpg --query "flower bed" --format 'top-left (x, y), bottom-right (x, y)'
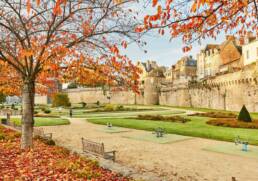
top-left (207, 118), bottom-right (258, 129)
top-left (136, 115), bottom-right (190, 123)
top-left (189, 112), bottom-right (237, 118)
top-left (0, 125), bottom-right (129, 180)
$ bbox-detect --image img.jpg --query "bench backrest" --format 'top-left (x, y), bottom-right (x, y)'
top-left (81, 138), bottom-right (104, 155)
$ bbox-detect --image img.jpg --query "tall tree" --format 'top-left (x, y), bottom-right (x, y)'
top-left (0, 0), bottom-right (142, 149)
top-left (138, 0), bottom-right (258, 51)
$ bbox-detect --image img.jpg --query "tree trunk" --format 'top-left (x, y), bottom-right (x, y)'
top-left (21, 80), bottom-right (35, 149)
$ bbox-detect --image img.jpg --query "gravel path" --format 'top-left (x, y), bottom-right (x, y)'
top-left (43, 118), bottom-right (258, 181)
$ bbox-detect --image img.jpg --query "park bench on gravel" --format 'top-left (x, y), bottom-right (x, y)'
top-left (33, 128), bottom-right (52, 140)
top-left (81, 137), bottom-right (116, 161)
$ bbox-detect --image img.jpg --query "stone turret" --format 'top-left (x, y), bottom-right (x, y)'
top-left (143, 68), bottom-right (164, 105)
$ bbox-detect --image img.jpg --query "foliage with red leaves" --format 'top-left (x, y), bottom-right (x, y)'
top-left (0, 126), bottom-right (129, 181)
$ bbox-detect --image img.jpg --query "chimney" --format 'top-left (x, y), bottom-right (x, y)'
top-left (244, 32), bottom-right (256, 44)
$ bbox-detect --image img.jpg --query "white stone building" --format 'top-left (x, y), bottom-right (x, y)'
top-left (243, 38), bottom-right (258, 66)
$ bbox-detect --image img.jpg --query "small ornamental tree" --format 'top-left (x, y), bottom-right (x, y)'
top-left (238, 105), bottom-right (252, 122)
top-left (52, 93), bottom-right (71, 108)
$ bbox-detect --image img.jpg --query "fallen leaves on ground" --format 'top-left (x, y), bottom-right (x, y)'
top-left (0, 126), bottom-right (129, 180)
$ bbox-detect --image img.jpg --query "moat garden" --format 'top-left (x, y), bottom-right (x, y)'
top-left (14, 103), bottom-right (258, 145)
top-left (1, 103), bottom-right (258, 180)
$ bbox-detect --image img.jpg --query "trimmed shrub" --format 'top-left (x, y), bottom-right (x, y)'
top-left (207, 118), bottom-right (258, 129)
top-left (188, 112), bottom-right (237, 118)
top-left (80, 102), bottom-right (87, 108)
top-left (238, 105), bottom-right (252, 122)
top-left (96, 101), bottom-right (100, 106)
top-left (116, 105), bottom-right (124, 111)
top-left (52, 93), bottom-right (71, 107)
top-left (44, 109), bottom-right (51, 114)
top-left (67, 82), bottom-right (78, 89)
top-left (1, 118), bottom-right (7, 124)
top-left (104, 104), bottom-right (114, 111)
top-left (136, 115), bottom-right (190, 123)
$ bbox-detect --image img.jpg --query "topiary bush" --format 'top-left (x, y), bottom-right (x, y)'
top-left (238, 105), bottom-right (252, 122)
top-left (96, 101), bottom-right (100, 106)
top-left (44, 109), bottom-right (51, 114)
top-left (52, 93), bottom-right (71, 108)
top-left (79, 102), bottom-right (87, 108)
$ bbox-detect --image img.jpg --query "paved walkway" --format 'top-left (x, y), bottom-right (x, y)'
top-left (43, 118), bottom-right (258, 181)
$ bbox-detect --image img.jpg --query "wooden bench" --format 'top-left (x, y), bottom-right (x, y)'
top-left (34, 128), bottom-right (52, 140)
top-left (81, 137), bottom-right (116, 161)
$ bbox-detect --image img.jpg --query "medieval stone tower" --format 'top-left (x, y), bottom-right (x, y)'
top-left (143, 68), bottom-right (164, 105)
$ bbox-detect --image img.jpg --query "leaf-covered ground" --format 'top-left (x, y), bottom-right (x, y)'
top-left (0, 126), bottom-right (129, 180)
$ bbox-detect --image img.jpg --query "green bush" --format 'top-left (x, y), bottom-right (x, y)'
top-left (96, 101), bottom-right (100, 106)
top-left (1, 118), bottom-right (7, 124)
top-left (116, 105), bottom-right (124, 111)
top-left (67, 82), bottom-right (78, 89)
top-left (104, 104), bottom-right (114, 111)
top-left (238, 105), bottom-right (252, 122)
top-left (79, 102), bottom-right (87, 108)
top-left (52, 93), bottom-right (71, 107)
top-left (44, 109), bottom-right (51, 114)
top-left (136, 115), bottom-right (190, 123)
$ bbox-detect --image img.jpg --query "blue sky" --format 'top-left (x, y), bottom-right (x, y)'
top-left (121, 1), bottom-right (226, 67)
top-left (122, 32), bottom-right (225, 67)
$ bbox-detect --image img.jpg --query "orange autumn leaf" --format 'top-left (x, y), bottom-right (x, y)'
top-left (152, 0), bottom-right (158, 7)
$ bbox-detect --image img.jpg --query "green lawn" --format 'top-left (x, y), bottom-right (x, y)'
top-left (11, 117), bottom-right (70, 127)
top-left (88, 116), bottom-right (258, 145)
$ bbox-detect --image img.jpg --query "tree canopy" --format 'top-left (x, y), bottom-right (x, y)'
top-left (138, 0), bottom-right (258, 51)
top-left (0, 0), bottom-right (142, 95)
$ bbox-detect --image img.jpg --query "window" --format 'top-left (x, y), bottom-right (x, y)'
top-left (246, 50), bottom-right (249, 59)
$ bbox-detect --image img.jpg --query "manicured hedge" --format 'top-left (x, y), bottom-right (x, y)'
top-left (207, 118), bottom-right (258, 129)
